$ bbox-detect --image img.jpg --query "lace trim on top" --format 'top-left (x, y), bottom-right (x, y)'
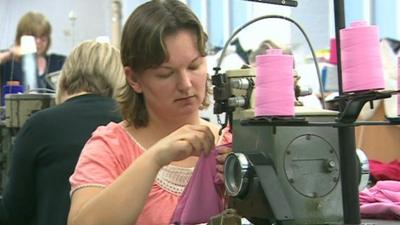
top-left (122, 124), bottom-right (195, 196)
top-left (155, 164), bottom-right (194, 196)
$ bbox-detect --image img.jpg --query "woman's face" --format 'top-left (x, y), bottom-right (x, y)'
top-left (128, 30), bottom-right (207, 121)
top-left (34, 34), bottom-right (49, 56)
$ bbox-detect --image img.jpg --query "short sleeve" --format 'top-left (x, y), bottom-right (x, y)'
top-left (69, 122), bottom-right (142, 195)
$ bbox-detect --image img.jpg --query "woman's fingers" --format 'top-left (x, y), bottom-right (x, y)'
top-left (215, 173), bottom-right (224, 183)
top-left (151, 124), bottom-right (216, 166)
top-left (215, 145), bottom-right (232, 163)
top-left (216, 164), bottom-right (224, 173)
top-left (188, 125), bottom-right (215, 153)
top-left (215, 144), bottom-right (232, 181)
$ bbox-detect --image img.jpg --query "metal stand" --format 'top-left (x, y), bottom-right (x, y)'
top-left (334, 1), bottom-right (361, 224)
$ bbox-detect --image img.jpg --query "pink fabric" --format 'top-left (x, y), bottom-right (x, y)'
top-left (171, 143), bottom-right (232, 225)
top-left (70, 122), bottom-right (232, 225)
top-left (369, 160), bottom-right (400, 182)
top-left (359, 180), bottom-right (400, 219)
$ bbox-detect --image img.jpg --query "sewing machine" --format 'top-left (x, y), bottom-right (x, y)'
top-left (212, 67), bottom-right (375, 225)
top-left (208, 0), bottom-right (400, 224)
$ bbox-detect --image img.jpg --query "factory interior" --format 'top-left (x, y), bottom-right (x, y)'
top-left (0, 0), bottom-right (400, 224)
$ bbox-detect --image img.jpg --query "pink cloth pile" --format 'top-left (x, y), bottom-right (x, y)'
top-left (359, 180), bottom-right (400, 219)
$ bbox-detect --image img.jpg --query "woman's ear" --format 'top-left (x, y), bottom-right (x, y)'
top-left (124, 66), bottom-right (142, 93)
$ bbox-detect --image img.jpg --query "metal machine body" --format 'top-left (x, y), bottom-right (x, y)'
top-left (0, 93), bottom-right (55, 193)
top-left (228, 112), bottom-right (343, 225)
top-left (4, 93), bottom-right (55, 128)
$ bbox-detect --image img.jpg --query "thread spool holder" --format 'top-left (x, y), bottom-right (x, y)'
top-left (328, 90), bottom-right (400, 123)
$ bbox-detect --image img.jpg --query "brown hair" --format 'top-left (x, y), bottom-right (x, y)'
top-left (15, 11), bottom-right (52, 54)
top-left (119, 0), bottom-right (209, 128)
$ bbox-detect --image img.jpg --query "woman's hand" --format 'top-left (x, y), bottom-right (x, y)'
top-left (215, 144), bottom-right (232, 183)
top-left (149, 124), bottom-right (215, 168)
top-left (9, 46), bottom-right (22, 58)
top-left (0, 46), bottom-right (22, 64)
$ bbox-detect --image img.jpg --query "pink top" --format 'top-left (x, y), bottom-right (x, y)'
top-left (70, 122), bottom-right (232, 225)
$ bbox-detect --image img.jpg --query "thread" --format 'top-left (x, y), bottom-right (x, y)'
top-left (20, 35), bottom-right (37, 54)
top-left (20, 35), bottom-right (39, 91)
top-left (340, 21), bottom-right (385, 93)
top-left (255, 49), bottom-right (294, 117)
top-left (329, 38), bottom-right (337, 65)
